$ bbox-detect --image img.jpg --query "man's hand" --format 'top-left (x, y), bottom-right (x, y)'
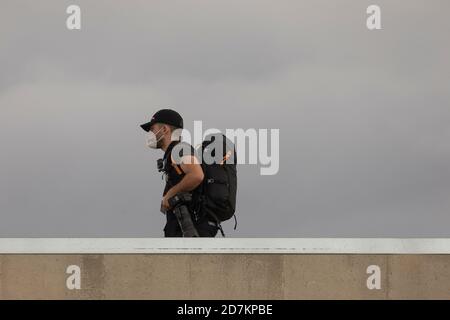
top-left (161, 194), bottom-right (171, 211)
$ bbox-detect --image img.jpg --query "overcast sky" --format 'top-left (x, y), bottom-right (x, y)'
top-left (0, 0), bottom-right (449, 237)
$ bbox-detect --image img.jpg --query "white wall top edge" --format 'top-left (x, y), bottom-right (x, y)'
top-left (0, 238), bottom-right (449, 254)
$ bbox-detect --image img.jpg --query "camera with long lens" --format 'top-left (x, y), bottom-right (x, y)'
top-left (168, 192), bottom-right (199, 237)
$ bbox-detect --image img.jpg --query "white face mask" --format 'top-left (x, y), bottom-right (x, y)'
top-left (146, 127), bottom-right (164, 149)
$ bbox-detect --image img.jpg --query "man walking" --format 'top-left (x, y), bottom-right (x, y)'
top-left (140, 109), bottom-right (219, 237)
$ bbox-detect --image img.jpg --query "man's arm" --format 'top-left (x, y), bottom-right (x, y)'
top-left (162, 155), bottom-right (204, 209)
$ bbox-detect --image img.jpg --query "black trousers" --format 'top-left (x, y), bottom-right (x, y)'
top-left (163, 211), bottom-right (219, 237)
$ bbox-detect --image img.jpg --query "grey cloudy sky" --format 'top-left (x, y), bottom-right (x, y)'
top-left (0, 0), bottom-right (449, 237)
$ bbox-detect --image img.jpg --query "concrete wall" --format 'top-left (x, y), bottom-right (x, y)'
top-left (1, 255), bottom-right (449, 299)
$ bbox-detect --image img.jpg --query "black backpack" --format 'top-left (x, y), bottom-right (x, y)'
top-left (196, 133), bottom-right (237, 233)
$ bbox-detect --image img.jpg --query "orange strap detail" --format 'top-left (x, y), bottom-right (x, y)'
top-left (220, 150), bottom-right (232, 165)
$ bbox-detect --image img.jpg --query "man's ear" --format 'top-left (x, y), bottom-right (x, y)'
top-left (157, 124), bottom-right (166, 134)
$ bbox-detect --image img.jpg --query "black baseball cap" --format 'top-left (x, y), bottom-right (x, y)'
top-left (140, 109), bottom-right (184, 132)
